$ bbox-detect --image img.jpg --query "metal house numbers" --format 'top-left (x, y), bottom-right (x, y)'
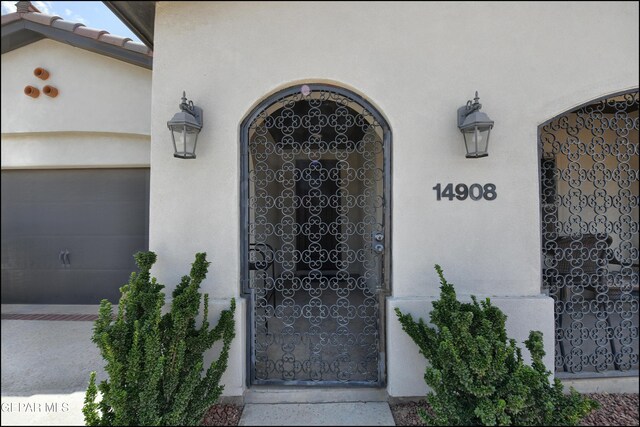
top-left (433, 183), bottom-right (497, 201)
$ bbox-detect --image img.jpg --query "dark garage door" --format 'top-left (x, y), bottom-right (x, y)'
top-left (1, 169), bottom-right (149, 304)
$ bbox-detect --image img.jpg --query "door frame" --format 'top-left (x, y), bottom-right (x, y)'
top-left (240, 83), bottom-right (392, 386)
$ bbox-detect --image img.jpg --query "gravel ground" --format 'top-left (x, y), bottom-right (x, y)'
top-left (388, 393), bottom-right (639, 426)
top-left (201, 394), bottom-right (638, 426)
top-left (202, 404), bottom-right (243, 426)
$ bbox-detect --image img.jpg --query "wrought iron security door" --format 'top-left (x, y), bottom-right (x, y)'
top-left (241, 84), bottom-right (391, 386)
top-left (539, 90), bottom-right (639, 376)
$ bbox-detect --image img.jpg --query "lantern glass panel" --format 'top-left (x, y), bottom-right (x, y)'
top-left (169, 123), bottom-right (181, 154)
top-left (171, 123), bottom-right (199, 159)
top-left (477, 127), bottom-right (491, 155)
top-left (463, 126), bottom-right (491, 158)
top-left (463, 127), bottom-right (476, 156)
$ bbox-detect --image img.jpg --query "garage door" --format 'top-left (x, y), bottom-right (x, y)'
top-left (1, 169), bottom-right (149, 304)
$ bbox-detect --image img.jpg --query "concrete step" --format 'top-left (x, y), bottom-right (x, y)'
top-left (239, 402), bottom-right (395, 426)
top-left (243, 387), bottom-right (388, 404)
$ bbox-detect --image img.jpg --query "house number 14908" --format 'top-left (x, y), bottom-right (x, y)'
top-left (433, 183), bottom-right (497, 201)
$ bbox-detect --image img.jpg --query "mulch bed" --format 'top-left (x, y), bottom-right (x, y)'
top-left (388, 393), bottom-right (639, 426)
top-left (202, 404), bottom-right (243, 426)
top-left (579, 393), bottom-right (639, 426)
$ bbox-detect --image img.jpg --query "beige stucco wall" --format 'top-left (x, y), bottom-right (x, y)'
top-left (1, 38), bottom-right (151, 168)
top-left (1, 132), bottom-right (150, 168)
top-left (149, 1), bottom-right (639, 397)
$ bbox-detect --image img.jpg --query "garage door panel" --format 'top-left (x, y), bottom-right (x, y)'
top-left (1, 269), bottom-right (131, 304)
top-left (2, 235), bottom-right (147, 270)
top-left (59, 235), bottom-right (147, 270)
top-left (65, 270), bottom-right (134, 303)
top-left (1, 169), bottom-right (149, 304)
top-left (1, 170), bottom-right (148, 203)
top-left (2, 201), bottom-right (147, 237)
top-left (2, 236), bottom-right (70, 269)
top-left (2, 269), bottom-right (63, 304)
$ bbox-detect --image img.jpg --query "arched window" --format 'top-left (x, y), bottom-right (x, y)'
top-left (539, 90), bottom-right (639, 375)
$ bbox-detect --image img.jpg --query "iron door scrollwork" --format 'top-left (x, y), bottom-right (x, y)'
top-left (242, 84), bottom-right (391, 386)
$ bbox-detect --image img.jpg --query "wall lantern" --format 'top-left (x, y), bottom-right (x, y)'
top-left (167, 91), bottom-right (203, 159)
top-left (457, 91), bottom-right (494, 158)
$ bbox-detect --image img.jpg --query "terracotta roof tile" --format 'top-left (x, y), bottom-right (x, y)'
top-left (21, 12), bottom-right (61, 26)
top-left (50, 19), bottom-right (85, 32)
top-left (99, 33), bottom-right (131, 47)
top-left (73, 26), bottom-right (109, 40)
top-left (124, 40), bottom-right (151, 55)
top-left (2, 9), bottom-right (153, 60)
top-left (0, 13), bottom-right (21, 26)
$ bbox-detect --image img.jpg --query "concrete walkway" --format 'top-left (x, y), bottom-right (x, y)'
top-left (1, 305), bottom-right (104, 426)
top-left (1, 305), bottom-right (396, 426)
top-left (239, 402), bottom-right (395, 426)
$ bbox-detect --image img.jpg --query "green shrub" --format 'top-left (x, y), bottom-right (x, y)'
top-left (83, 252), bottom-right (235, 426)
top-left (394, 265), bottom-right (598, 426)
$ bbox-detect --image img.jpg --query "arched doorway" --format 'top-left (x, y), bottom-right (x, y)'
top-left (538, 90), bottom-right (639, 375)
top-left (240, 84), bottom-right (391, 386)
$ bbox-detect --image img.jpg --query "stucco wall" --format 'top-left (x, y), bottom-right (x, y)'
top-left (149, 1), bottom-right (639, 397)
top-left (1, 132), bottom-right (150, 168)
top-left (1, 38), bottom-right (151, 168)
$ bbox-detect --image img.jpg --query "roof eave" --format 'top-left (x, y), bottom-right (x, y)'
top-left (102, 1), bottom-right (155, 50)
top-left (1, 20), bottom-right (152, 69)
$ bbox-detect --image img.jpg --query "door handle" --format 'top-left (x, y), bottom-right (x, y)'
top-left (59, 251), bottom-right (66, 265)
top-left (64, 250), bottom-right (70, 265)
top-left (374, 243), bottom-right (384, 254)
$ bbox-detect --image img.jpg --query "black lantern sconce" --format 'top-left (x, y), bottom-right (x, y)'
top-left (457, 91), bottom-right (494, 158)
top-left (167, 91), bottom-right (203, 159)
